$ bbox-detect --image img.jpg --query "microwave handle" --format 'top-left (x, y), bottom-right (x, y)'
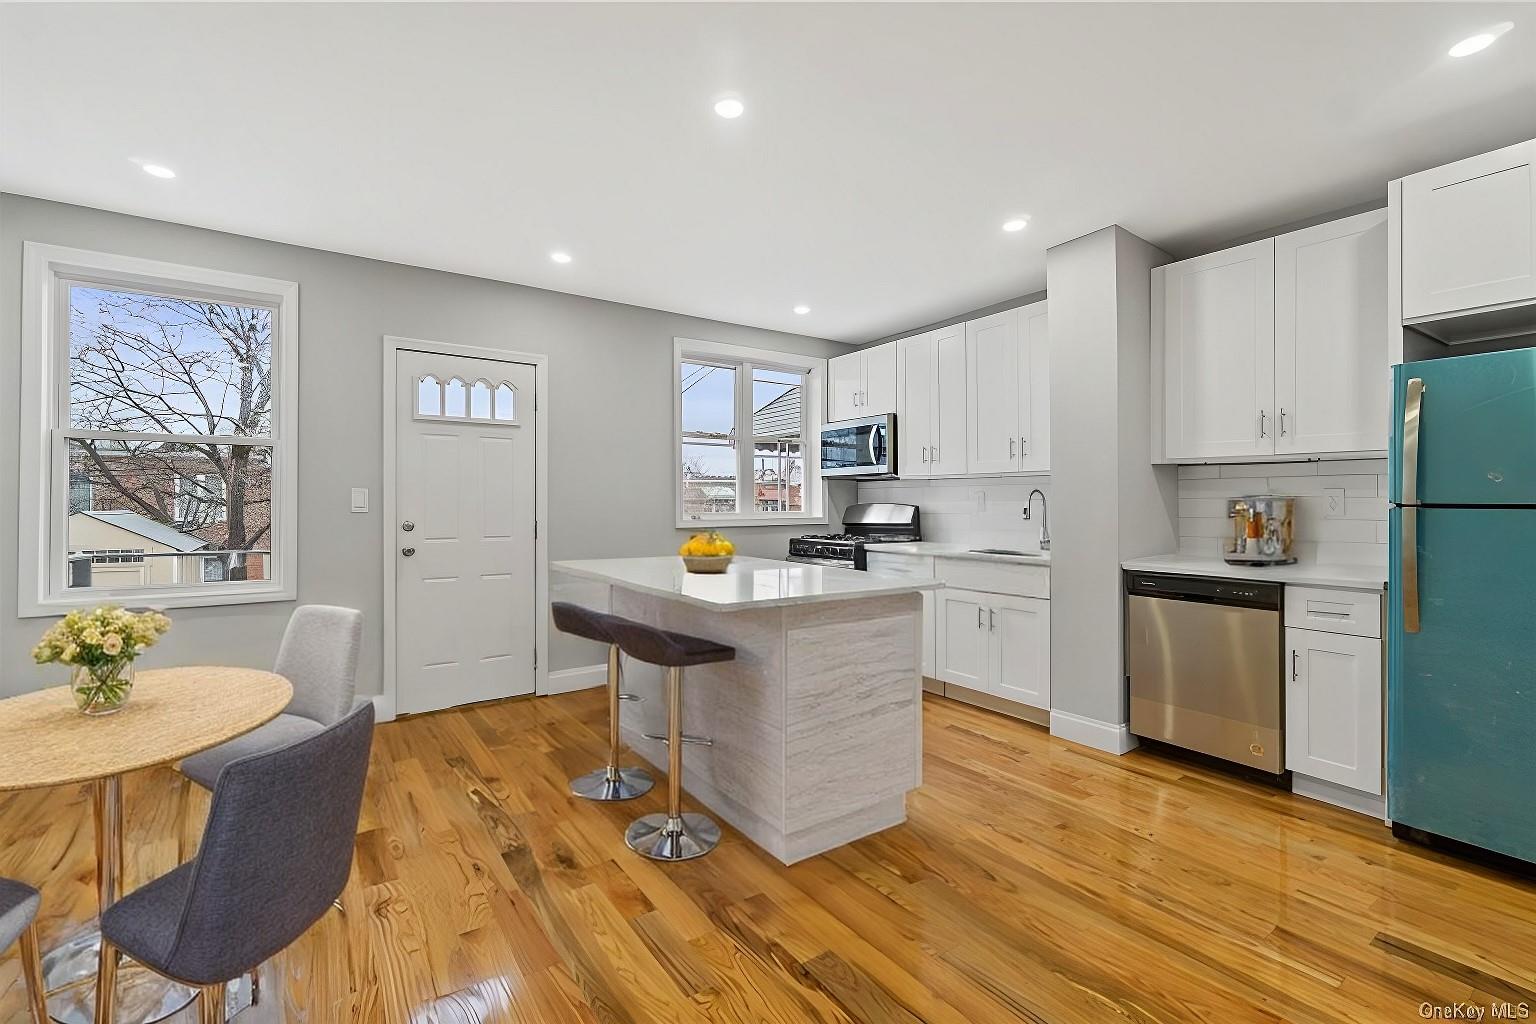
top-left (867, 425), bottom-right (879, 464)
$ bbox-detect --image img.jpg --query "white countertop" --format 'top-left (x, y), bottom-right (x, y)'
top-left (1120, 553), bottom-right (1387, 590)
top-left (553, 556), bottom-right (941, 611)
top-left (865, 542), bottom-right (1052, 566)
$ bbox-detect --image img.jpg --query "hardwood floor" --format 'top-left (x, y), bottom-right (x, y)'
top-left (3, 690), bottom-right (1534, 1023)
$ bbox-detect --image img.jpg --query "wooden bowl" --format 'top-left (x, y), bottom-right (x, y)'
top-left (681, 555), bottom-right (733, 574)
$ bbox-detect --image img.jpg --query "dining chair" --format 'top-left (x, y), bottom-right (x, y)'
top-left (179, 604), bottom-right (363, 789)
top-left (0, 878), bottom-right (48, 1023)
top-left (95, 700), bottom-right (375, 1024)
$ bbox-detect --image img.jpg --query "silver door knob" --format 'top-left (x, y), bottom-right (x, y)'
top-left (401, 520), bottom-right (415, 532)
top-left (401, 547), bottom-right (416, 557)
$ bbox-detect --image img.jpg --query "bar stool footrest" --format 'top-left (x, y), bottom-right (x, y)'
top-left (641, 733), bottom-right (714, 747)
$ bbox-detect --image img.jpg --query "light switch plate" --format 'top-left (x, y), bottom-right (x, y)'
top-left (350, 487), bottom-right (369, 513)
top-left (1323, 487), bottom-right (1345, 519)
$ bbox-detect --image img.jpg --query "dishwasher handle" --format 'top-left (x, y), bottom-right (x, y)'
top-left (1125, 571), bottom-right (1282, 611)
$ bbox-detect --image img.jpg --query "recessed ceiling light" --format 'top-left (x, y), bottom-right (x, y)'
top-left (1002, 218), bottom-right (1029, 233)
top-left (714, 96), bottom-right (745, 119)
top-left (793, 305), bottom-right (810, 315)
top-left (1449, 22), bottom-right (1513, 57)
top-left (550, 251), bottom-right (572, 264)
top-left (141, 163), bottom-right (176, 179)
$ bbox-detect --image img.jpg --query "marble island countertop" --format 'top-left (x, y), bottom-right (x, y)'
top-left (866, 542), bottom-right (1051, 566)
top-left (553, 556), bottom-right (941, 611)
top-left (1121, 553), bottom-right (1387, 590)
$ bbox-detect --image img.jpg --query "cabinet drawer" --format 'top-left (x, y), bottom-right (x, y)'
top-left (865, 553), bottom-right (935, 579)
top-left (934, 558), bottom-right (1049, 599)
top-left (1284, 586), bottom-right (1381, 638)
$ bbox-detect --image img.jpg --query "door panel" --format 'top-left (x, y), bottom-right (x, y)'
top-left (1285, 627), bottom-right (1381, 793)
top-left (899, 333), bottom-right (934, 478)
top-left (1391, 351), bottom-right (1536, 505)
top-left (936, 589), bottom-right (987, 690)
top-left (1274, 212), bottom-right (1388, 455)
top-left (829, 352), bottom-right (862, 421)
top-left (1018, 301), bottom-right (1049, 472)
top-left (932, 325), bottom-right (968, 476)
top-left (1389, 506), bottom-right (1536, 860)
top-left (966, 310), bottom-right (1020, 474)
top-left (864, 342), bottom-right (898, 416)
top-left (397, 349), bottom-right (537, 715)
top-left (990, 594), bottom-right (1050, 709)
top-left (1163, 240), bottom-right (1275, 459)
top-left (1402, 140), bottom-right (1536, 319)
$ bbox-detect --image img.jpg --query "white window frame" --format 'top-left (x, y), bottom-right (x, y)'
top-left (19, 242), bottom-right (299, 615)
top-left (673, 337), bottom-right (827, 528)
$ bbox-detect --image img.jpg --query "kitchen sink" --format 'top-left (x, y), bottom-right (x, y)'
top-left (970, 548), bottom-right (1031, 556)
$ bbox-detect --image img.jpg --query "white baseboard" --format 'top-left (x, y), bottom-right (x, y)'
top-left (1049, 709), bottom-right (1139, 755)
top-left (370, 693), bottom-right (396, 723)
top-left (543, 663), bottom-right (608, 696)
top-left (1291, 774), bottom-right (1387, 822)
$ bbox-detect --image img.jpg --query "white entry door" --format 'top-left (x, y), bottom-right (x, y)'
top-left (395, 348), bottom-right (537, 714)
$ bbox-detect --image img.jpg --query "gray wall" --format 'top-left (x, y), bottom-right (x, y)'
top-left (1045, 226), bottom-right (1175, 732)
top-left (0, 194), bottom-right (854, 696)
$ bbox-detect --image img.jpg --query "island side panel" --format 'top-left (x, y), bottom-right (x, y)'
top-left (611, 589), bottom-right (791, 856)
top-left (781, 592), bottom-right (923, 862)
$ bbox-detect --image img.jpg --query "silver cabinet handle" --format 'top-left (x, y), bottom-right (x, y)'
top-left (1402, 377), bottom-right (1425, 633)
top-left (976, 606), bottom-right (983, 628)
top-left (1020, 436), bottom-right (1028, 456)
top-left (1291, 650), bottom-right (1299, 681)
top-left (988, 608), bottom-right (996, 631)
top-left (1259, 409), bottom-right (1268, 438)
top-left (1009, 437), bottom-right (1016, 458)
top-left (401, 547), bottom-right (416, 557)
top-left (921, 446), bottom-right (929, 463)
top-left (1279, 408), bottom-right (1288, 437)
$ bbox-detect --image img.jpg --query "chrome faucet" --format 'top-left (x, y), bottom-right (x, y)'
top-left (1023, 489), bottom-right (1050, 551)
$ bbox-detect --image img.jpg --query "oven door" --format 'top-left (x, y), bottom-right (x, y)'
top-left (785, 554), bottom-right (853, 567)
top-left (820, 414), bottom-right (895, 478)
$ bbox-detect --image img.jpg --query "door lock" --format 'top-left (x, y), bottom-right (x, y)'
top-left (401, 547), bottom-right (416, 557)
top-left (401, 520), bottom-right (415, 532)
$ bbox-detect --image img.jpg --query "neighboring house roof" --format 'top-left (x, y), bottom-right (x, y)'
top-left (752, 388), bottom-right (801, 439)
top-left (75, 510), bottom-right (209, 552)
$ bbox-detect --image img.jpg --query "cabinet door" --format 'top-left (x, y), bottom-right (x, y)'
top-left (863, 342), bottom-right (898, 415)
top-left (898, 333), bottom-right (934, 478)
top-left (1286, 627), bottom-right (1382, 795)
top-left (1162, 239), bottom-right (1276, 459)
top-left (988, 594), bottom-right (1050, 710)
top-left (1402, 139), bottom-right (1536, 320)
top-left (829, 352), bottom-right (863, 421)
top-left (1018, 300), bottom-right (1049, 472)
top-left (936, 589), bottom-right (988, 691)
top-left (1274, 210), bottom-right (1388, 455)
top-left (965, 309), bottom-right (1022, 474)
top-left (931, 324), bottom-right (968, 476)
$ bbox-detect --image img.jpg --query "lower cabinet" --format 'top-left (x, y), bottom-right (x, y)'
top-left (937, 587), bottom-right (1051, 711)
top-left (1285, 626), bottom-right (1382, 795)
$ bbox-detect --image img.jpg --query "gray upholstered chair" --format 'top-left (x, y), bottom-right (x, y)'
top-left (180, 604), bottom-right (363, 789)
top-left (95, 700), bottom-right (374, 1024)
top-left (0, 878), bottom-right (47, 1022)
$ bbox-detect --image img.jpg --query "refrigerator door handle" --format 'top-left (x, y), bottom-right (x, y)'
top-left (1402, 377), bottom-right (1425, 633)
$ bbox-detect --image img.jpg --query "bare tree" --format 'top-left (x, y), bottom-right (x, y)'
top-left (70, 290), bottom-right (273, 576)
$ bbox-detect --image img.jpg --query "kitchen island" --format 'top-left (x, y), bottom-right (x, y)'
top-left (552, 556), bottom-right (940, 863)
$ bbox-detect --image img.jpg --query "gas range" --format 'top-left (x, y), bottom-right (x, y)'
top-left (787, 503), bottom-right (921, 570)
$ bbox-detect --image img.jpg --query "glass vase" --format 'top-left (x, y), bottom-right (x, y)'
top-left (71, 660), bottom-right (135, 716)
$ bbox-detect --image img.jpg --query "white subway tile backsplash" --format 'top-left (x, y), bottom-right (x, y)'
top-left (1175, 459), bottom-right (1388, 567)
top-left (856, 476), bottom-right (1051, 550)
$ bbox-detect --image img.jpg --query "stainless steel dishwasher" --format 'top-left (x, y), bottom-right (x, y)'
top-left (1125, 572), bottom-right (1284, 776)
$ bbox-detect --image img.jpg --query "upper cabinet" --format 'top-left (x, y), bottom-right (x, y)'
top-left (898, 323), bottom-right (966, 478)
top-left (1401, 139), bottom-right (1536, 322)
top-left (964, 300), bottom-right (1051, 475)
top-left (1155, 211), bottom-right (1387, 462)
top-left (828, 342), bottom-right (898, 422)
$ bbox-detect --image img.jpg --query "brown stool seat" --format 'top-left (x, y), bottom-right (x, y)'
top-left (551, 601), bottom-right (617, 646)
top-left (606, 618), bottom-right (735, 668)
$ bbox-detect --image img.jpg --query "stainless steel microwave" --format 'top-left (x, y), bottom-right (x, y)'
top-left (820, 413), bottom-right (896, 478)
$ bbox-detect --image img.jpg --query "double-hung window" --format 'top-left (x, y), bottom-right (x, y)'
top-left (20, 244), bottom-right (299, 613)
top-left (674, 338), bottom-right (826, 527)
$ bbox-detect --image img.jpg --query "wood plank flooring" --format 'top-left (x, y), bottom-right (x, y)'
top-left (3, 690), bottom-right (1534, 1023)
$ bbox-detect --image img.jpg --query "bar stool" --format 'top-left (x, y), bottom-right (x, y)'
top-left (605, 616), bottom-right (735, 861)
top-left (550, 602), bottom-right (654, 801)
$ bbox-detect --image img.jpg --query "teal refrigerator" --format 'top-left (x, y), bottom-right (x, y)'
top-left (1390, 349), bottom-right (1536, 866)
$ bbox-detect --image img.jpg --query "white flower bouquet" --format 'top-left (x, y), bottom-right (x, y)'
top-left (33, 606), bottom-right (172, 715)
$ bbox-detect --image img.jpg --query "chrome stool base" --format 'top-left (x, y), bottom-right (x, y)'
top-left (625, 812), bottom-right (721, 861)
top-left (570, 766), bottom-right (654, 802)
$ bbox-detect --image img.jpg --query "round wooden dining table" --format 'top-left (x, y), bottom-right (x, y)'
top-left (0, 666), bottom-right (291, 1024)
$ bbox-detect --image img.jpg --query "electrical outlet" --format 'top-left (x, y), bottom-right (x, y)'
top-left (972, 489), bottom-right (987, 514)
top-left (1324, 487), bottom-right (1345, 519)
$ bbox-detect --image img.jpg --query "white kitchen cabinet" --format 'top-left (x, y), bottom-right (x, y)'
top-left (865, 551), bottom-right (936, 679)
top-left (966, 309), bottom-right (1023, 474)
top-left (1017, 300), bottom-right (1050, 472)
top-left (1274, 210), bottom-right (1388, 455)
top-left (936, 584), bottom-right (1051, 712)
top-left (828, 341), bottom-right (898, 422)
top-left (897, 323), bottom-right (966, 477)
top-left (1401, 139), bottom-right (1536, 321)
top-left (936, 588), bottom-right (989, 691)
top-left (1285, 626), bottom-right (1382, 795)
top-left (1159, 239), bottom-right (1276, 460)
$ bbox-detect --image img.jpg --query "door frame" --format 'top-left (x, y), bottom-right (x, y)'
top-left (380, 335), bottom-right (550, 721)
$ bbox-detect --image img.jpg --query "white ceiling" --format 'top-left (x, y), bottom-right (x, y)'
top-left (3, 3), bottom-right (1534, 344)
